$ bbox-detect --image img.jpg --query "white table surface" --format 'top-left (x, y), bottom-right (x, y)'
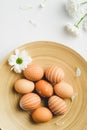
top-left (0, 0), bottom-right (87, 62)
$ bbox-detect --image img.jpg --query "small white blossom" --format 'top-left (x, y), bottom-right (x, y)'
top-left (65, 0), bottom-right (84, 18)
top-left (65, 23), bottom-right (80, 36)
top-left (83, 20), bottom-right (87, 31)
top-left (8, 49), bottom-right (32, 73)
top-left (75, 67), bottom-right (81, 76)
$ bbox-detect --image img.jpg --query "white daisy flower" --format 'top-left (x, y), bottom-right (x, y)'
top-left (65, 23), bottom-right (80, 36)
top-left (8, 49), bottom-right (32, 73)
top-left (83, 19), bottom-right (87, 31)
top-left (65, 0), bottom-right (84, 18)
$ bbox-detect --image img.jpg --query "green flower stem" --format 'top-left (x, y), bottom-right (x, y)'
top-left (80, 1), bottom-right (87, 5)
top-left (74, 13), bottom-right (87, 28)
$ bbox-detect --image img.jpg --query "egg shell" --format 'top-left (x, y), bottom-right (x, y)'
top-left (45, 66), bottom-right (64, 84)
top-left (54, 81), bottom-right (74, 98)
top-left (20, 93), bottom-right (41, 111)
top-left (35, 80), bottom-right (53, 97)
top-left (23, 64), bottom-right (44, 81)
top-left (14, 79), bottom-right (35, 94)
top-left (32, 107), bottom-right (53, 123)
top-left (48, 95), bottom-right (67, 115)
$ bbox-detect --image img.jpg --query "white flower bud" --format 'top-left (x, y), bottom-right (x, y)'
top-left (65, 23), bottom-right (80, 36)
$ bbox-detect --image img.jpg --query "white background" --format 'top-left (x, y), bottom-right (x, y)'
top-left (0, 0), bottom-right (87, 62)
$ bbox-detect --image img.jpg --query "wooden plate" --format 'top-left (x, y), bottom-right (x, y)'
top-left (0, 41), bottom-right (87, 130)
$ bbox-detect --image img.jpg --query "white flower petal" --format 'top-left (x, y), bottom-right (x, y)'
top-left (19, 64), bottom-right (27, 70)
top-left (39, 3), bottom-right (45, 8)
top-left (15, 49), bottom-right (19, 55)
top-left (65, 23), bottom-right (80, 36)
top-left (71, 93), bottom-right (78, 101)
top-left (55, 121), bottom-right (65, 126)
top-left (29, 20), bottom-right (37, 27)
top-left (8, 55), bottom-right (18, 66)
top-left (18, 50), bottom-right (27, 58)
top-left (24, 56), bottom-right (32, 63)
top-left (13, 65), bottom-right (22, 73)
top-left (75, 67), bottom-right (81, 76)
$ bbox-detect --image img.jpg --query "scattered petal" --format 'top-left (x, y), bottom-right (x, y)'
top-left (75, 67), bottom-right (81, 77)
top-left (15, 49), bottom-right (19, 55)
top-left (71, 93), bottom-right (78, 101)
top-left (55, 121), bottom-right (65, 126)
top-left (39, 3), bottom-right (45, 8)
top-left (29, 20), bottom-right (37, 27)
top-left (65, 23), bottom-right (80, 36)
top-left (13, 64), bottom-right (22, 73)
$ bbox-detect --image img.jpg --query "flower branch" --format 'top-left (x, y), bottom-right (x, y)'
top-left (65, 0), bottom-right (87, 36)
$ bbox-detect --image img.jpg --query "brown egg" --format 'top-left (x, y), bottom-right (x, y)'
top-left (45, 66), bottom-right (64, 84)
top-left (23, 64), bottom-right (44, 81)
top-left (32, 107), bottom-right (53, 123)
top-left (54, 81), bottom-right (74, 98)
top-left (14, 79), bottom-right (35, 94)
top-left (35, 80), bottom-right (53, 97)
top-left (48, 95), bottom-right (67, 115)
top-left (20, 93), bottom-right (41, 110)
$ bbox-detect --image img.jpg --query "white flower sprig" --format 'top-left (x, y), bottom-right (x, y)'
top-left (8, 49), bottom-right (32, 73)
top-left (65, 0), bottom-right (87, 18)
top-left (65, 23), bottom-right (80, 36)
top-left (65, 13), bottom-right (87, 36)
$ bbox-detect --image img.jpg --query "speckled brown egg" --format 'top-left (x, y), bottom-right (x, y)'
top-left (23, 64), bottom-right (44, 81)
top-left (48, 95), bottom-right (67, 115)
top-left (54, 81), bottom-right (74, 99)
top-left (20, 93), bottom-right (41, 111)
top-left (35, 80), bottom-right (53, 97)
top-left (14, 79), bottom-right (35, 94)
top-left (32, 107), bottom-right (53, 123)
top-left (45, 66), bottom-right (64, 84)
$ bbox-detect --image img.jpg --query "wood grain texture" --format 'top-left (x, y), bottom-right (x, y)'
top-left (0, 41), bottom-right (87, 130)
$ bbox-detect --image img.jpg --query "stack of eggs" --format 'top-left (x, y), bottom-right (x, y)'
top-left (14, 64), bottom-right (74, 123)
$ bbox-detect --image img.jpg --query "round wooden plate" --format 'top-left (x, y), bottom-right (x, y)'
top-left (0, 41), bottom-right (87, 130)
